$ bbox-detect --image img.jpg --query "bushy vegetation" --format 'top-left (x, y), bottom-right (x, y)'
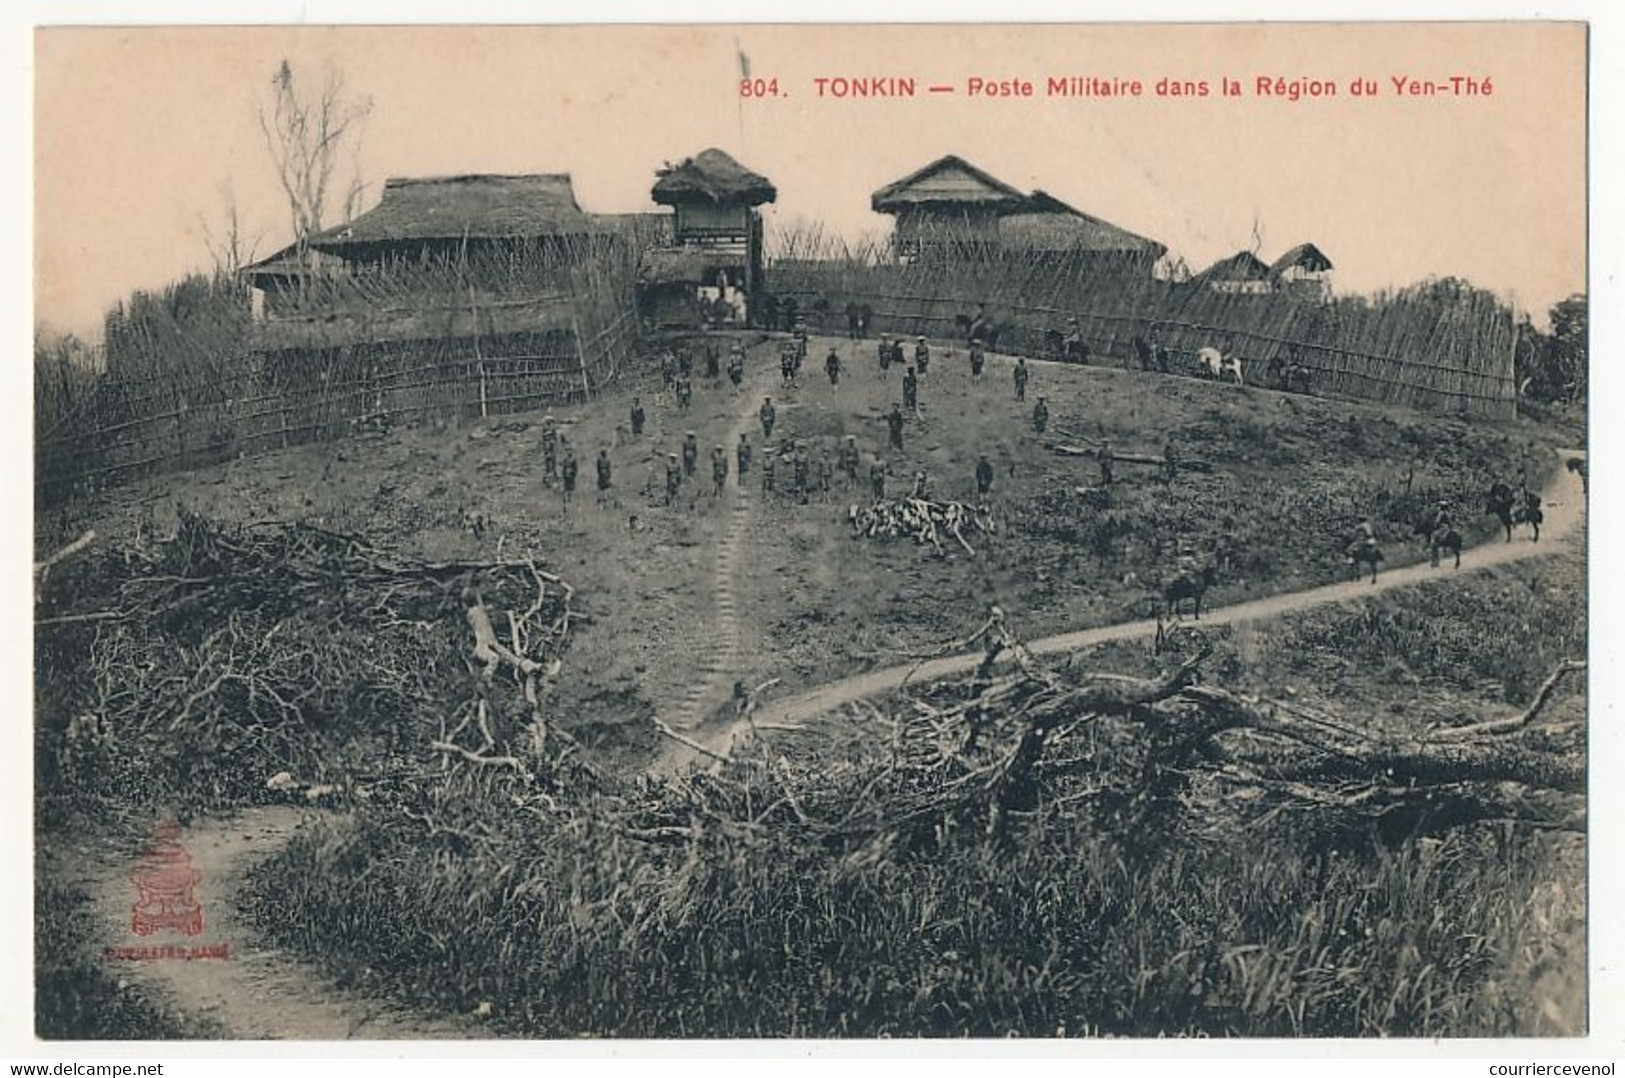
top-left (242, 551), bottom-right (1585, 1038)
top-left (248, 786), bottom-right (1576, 1037)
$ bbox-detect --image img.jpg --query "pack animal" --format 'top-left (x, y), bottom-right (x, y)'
top-left (1416, 517), bottom-right (1462, 569)
top-left (1162, 564), bottom-right (1218, 620)
top-left (1486, 482), bottom-right (1542, 542)
top-left (1196, 346), bottom-right (1244, 385)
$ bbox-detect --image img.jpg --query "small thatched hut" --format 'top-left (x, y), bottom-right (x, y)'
top-left (1196, 250), bottom-right (1275, 295)
top-left (1268, 242), bottom-right (1334, 298)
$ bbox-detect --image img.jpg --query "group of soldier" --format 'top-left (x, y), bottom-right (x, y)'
top-left (538, 414), bottom-right (616, 511)
top-left (562, 322), bottom-right (1204, 534)
top-left (659, 339), bottom-right (749, 408)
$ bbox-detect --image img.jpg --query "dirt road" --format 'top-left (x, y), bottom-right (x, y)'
top-left (704, 447), bottom-right (1587, 752)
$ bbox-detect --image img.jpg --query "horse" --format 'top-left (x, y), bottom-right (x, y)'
top-left (1162, 565), bottom-right (1218, 621)
top-left (1485, 482), bottom-right (1516, 541)
top-left (1347, 541), bottom-right (1384, 584)
top-left (1196, 346), bottom-right (1244, 386)
top-left (1415, 519), bottom-right (1462, 569)
top-left (1486, 482), bottom-right (1542, 542)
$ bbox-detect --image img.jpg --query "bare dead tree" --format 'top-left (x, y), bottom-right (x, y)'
top-left (257, 59), bottom-right (373, 259)
top-left (198, 181), bottom-right (263, 277)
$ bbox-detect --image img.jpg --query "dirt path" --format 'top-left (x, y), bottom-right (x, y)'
top-left (667, 342), bottom-right (773, 731)
top-left (80, 805), bottom-right (481, 1040)
top-left (720, 447), bottom-right (1587, 747)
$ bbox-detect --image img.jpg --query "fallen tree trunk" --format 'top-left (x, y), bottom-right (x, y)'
top-left (1048, 443), bottom-right (1213, 472)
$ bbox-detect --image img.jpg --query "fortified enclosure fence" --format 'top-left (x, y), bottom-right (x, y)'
top-left (764, 225), bottom-right (1516, 419)
top-left (36, 235), bottom-right (642, 506)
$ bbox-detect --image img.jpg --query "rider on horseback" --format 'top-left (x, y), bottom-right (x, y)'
top-left (1175, 538), bottom-right (1201, 581)
top-left (1347, 516), bottom-right (1379, 561)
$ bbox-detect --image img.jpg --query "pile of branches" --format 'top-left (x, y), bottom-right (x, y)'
top-left (631, 610), bottom-right (1584, 855)
top-left (846, 497), bottom-right (998, 555)
top-left (36, 508), bottom-right (588, 808)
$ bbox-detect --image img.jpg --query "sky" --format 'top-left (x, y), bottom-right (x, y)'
top-left (34, 22), bottom-right (1587, 340)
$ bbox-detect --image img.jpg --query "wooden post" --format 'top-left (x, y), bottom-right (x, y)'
top-left (572, 312), bottom-right (592, 399)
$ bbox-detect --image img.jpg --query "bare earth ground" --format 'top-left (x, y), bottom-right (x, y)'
top-left (38, 331), bottom-right (1584, 1037)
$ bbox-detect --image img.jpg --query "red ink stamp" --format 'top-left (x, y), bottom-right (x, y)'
top-left (127, 819), bottom-right (204, 937)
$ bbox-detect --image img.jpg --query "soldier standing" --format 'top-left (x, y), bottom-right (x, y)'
top-left (825, 348), bottom-right (842, 392)
top-left (1161, 437), bottom-right (1179, 485)
top-left (878, 334), bottom-right (893, 378)
top-left (902, 366), bottom-right (919, 415)
top-left (870, 458), bottom-right (887, 500)
top-left (660, 351), bottom-right (676, 392)
top-left (712, 445), bottom-right (729, 497)
top-left (1013, 357), bottom-right (1029, 401)
top-left (736, 433), bottom-right (753, 486)
top-left (793, 446), bottom-right (811, 505)
top-left (886, 403), bottom-right (906, 451)
top-left (914, 335), bottom-right (931, 377)
top-left (682, 431), bottom-right (699, 477)
top-left (630, 397), bottom-right (646, 438)
top-left (664, 453), bottom-right (682, 506)
top-left (727, 350), bottom-right (745, 393)
top-left (676, 375), bottom-right (693, 411)
top-left (541, 416), bottom-right (559, 485)
top-left (677, 347), bottom-right (694, 380)
top-left (839, 435), bottom-right (860, 485)
top-left (975, 453), bottom-right (994, 498)
top-left (911, 470), bottom-right (931, 500)
top-left (596, 449), bottom-right (614, 508)
top-left (560, 447), bottom-right (579, 508)
top-left (1098, 440), bottom-right (1115, 486)
top-left (1032, 395), bottom-right (1049, 434)
top-left (969, 339), bottom-right (986, 380)
top-left (759, 396), bottom-right (777, 440)
top-left (817, 453), bottom-right (834, 501)
top-left (704, 344), bottom-right (720, 381)
top-left (761, 452), bottom-right (777, 497)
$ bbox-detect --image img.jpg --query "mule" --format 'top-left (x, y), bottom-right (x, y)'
top-left (1417, 521), bottom-right (1462, 569)
top-left (1163, 565), bottom-right (1218, 620)
top-left (1486, 483), bottom-right (1541, 542)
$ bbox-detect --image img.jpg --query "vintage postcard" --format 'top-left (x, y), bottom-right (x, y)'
top-left (26, 19), bottom-right (1591, 1049)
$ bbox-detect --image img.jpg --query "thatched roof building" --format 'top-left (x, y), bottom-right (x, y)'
top-left (870, 155), bottom-right (1030, 215)
top-left (999, 190), bottom-right (1166, 260)
top-left (1195, 250), bottom-right (1274, 293)
top-left (652, 149), bottom-right (777, 208)
top-left (309, 174), bottom-right (592, 255)
top-left (1268, 242), bottom-right (1334, 278)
